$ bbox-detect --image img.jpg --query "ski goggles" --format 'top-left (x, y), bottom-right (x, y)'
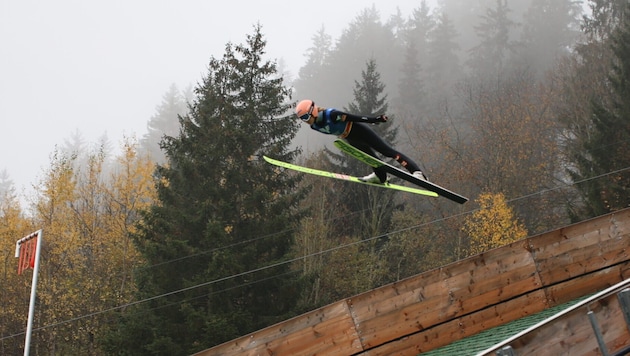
top-left (298, 102), bottom-right (315, 121)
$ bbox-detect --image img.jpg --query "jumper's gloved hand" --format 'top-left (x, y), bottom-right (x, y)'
top-left (376, 115), bottom-right (388, 123)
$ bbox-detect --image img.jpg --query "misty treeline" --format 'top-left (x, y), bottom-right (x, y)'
top-left (1, 0), bottom-right (629, 354)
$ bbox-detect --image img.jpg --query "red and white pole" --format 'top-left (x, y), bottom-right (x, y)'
top-left (15, 229), bottom-right (43, 356)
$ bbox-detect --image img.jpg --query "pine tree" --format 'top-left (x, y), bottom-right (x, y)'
top-left (426, 11), bottom-right (462, 112)
top-left (397, 38), bottom-right (424, 119)
top-left (346, 59), bottom-right (390, 120)
top-left (140, 83), bottom-right (192, 164)
top-left (106, 26), bottom-right (303, 354)
top-left (570, 2), bottom-right (630, 218)
top-left (467, 0), bottom-right (518, 78)
top-left (0, 170), bottom-right (14, 199)
top-left (294, 25), bottom-right (332, 100)
top-left (327, 58), bottom-right (397, 239)
top-left (304, 5), bottom-right (401, 108)
top-left (555, 1), bottom-right (624, 221)
top-left (408, 1), bottom-right (434, 59)
top-left (582, 0), bottom-right (629, 40)
top-left (397, 1), bottom-right (433, 119)
top-left (518, 0), bottom-right (582, 77)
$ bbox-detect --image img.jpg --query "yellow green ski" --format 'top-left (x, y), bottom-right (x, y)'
top-left (263, 156), bottom-right (438, 197)
top-left (334, 139), bottom-right (468, 204)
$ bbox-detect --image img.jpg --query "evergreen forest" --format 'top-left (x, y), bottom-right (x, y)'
top-left (1, 0), bottom-right (630, 354)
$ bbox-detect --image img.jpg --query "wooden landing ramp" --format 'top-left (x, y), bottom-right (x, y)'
top-left (194, 208), bottom-right (630, 356)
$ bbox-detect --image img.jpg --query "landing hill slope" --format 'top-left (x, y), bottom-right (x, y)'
top-left (196, 208), bottom-right (630, 355)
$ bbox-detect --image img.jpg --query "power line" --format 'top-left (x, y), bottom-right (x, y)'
top-left (0, 205), bottom-right (449, 343)
top-left (2, 164), bottom-right (629, 343)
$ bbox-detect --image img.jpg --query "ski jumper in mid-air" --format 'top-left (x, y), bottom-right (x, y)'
top-left (295, 99), bottom-right (427, 184)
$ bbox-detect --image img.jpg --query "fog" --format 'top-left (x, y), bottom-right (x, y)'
top-left (2, 0), bottom-right (590, 202)
top-left (1, 0), bottom-right (433, 198)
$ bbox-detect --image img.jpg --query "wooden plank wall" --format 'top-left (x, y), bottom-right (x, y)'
top-left (478, 280), bottom-right (630, 355)
top-left (194, 208), bottom-right (630, 356)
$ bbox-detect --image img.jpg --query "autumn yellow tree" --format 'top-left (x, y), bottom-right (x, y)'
top-left (462, 192), bottom-right (528, 256)
top-left (4, 137), bottom-right (158, 355)
top-left (0, 182), bottom-right (35, 354)
top-left (102, 137), bottom-right (157, 301)
top-left (28, 149), bottom-right (82, 354)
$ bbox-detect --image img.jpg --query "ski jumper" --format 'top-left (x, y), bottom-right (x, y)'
top-left (309, 107), bottom-right (421, 182)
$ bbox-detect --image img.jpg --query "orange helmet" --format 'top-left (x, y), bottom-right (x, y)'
top-left (296, 99), bottom-right (318, 121)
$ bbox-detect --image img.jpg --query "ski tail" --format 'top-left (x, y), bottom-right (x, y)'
top-left (333, 140), bottom-right (468, 204)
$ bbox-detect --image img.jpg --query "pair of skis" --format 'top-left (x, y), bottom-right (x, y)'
top-left (264, 139), bottom-right (468, 204)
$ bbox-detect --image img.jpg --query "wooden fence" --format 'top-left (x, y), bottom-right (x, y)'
top-left (194, 208), bottom-right (630, 356)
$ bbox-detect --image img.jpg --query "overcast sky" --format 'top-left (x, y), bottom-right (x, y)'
top-left (1, 0), bottom-right (435, 200)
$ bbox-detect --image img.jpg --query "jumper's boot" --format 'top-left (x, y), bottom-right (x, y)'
top-left (412, 171), bottom-right (428, 181)
top-left (359, 172), bottom-right (387, 184)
